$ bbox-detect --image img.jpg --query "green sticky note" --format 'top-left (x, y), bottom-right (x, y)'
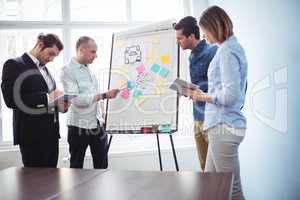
top-left (159, 67), bottom-right (170, 78)
top-left (151, 63), bottom-right (161, 73)
top-left (133, 89), bottom-right (142, 98)
top-left (159, 123), bottom-right (171, 133)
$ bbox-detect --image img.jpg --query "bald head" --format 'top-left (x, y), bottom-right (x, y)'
top-left (75, 36), bottom-right (97, 64)
top-left (76, 36), bottom-right (95, 50)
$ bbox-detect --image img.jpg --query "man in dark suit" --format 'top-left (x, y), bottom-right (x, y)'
top-left (1, 33), bottom-right (70, 167)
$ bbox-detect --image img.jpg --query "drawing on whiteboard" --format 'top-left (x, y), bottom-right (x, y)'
top-left (119, 60), bottom-right (171, 102)
top-left (124, 45), bottom-right (142, 64)
top-left (135, 69), bottom-right (157, 95)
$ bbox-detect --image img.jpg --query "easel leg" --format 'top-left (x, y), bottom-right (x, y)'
top-left (169, 134), bottom-right (179, 171)
top-left (106, 134), bottom-right (113, 153)
top-left (100, 134), bottom-right (113, 169)
top-left (156, 133), bottom-right (163, 171)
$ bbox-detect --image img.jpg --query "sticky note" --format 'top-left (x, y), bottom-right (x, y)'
top-left (160, 55), bottom-right (170, 64)
top-left (159, 67), bottom-right (170, 78)
top-left (135, 96), bottom-right (145, 106)
top-left (118, 79), bottom-right (127, 89)
top-left (136, 64), bottom-right (145, 74)
top-left (155, 77), bottom-right (165, 86)
top-left (127, 80), bottom-right (135, 90)
top-left (120, 89), bottom-right (130, 99)
top-left (119, 65), bottom-right (130, 74)
top-left (133, 89), bottom-right (142, 98)
top-left (151, 63), bottom-right (161, 74)
top-left (154, 77), bottom-right (165, 95)
top-left (156, 79), bottom-right (164, 87)
top-left (115, 40), bottom-right (125, 48)
top-left (146, 36), bottom-right (160, 44)
top-left (157, 86), bottom-right (166, 95)
top-left (158, 123), bottom-right (171, 133)
top-left (146, 51), bottom-right (157, 64)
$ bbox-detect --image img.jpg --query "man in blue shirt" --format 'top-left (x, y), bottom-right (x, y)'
top-left (175, 16), bottom-right (217, 171)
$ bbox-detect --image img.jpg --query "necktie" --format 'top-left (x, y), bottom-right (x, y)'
top-left (39, 64), bottom-right (55, 92)
top-left (39, 64), bottom-right (57, 123)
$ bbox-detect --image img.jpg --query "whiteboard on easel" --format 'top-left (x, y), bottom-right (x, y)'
top-left (105, 19), bottom-right (179, 133)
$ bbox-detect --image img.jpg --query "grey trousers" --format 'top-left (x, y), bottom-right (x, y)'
top-left (205, 123), bottom-right (245, 200)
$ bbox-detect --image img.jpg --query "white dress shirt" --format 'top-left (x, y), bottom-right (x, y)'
top-left (26, 52), bottom-right (55, 92)
top-left (61, 58), bottom-right (104, 129)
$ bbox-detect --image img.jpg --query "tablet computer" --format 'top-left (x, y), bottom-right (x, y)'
top-left (169, 78), bottom-right (198, 94)
top-left (50, 94), bottom-right (77, 106)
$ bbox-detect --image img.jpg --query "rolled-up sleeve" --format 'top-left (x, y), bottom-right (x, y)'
top-left (211, 52), bottom-right (241, 106)
top-left (61, 67), bottom-right (95, 108)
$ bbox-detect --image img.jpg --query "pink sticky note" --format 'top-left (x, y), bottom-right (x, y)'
top-left (120, 89), bottom-right (130, 99)
top-left (136, 64), bottom-right (145, 74)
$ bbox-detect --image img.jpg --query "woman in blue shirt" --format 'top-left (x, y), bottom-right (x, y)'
top-left (184, 6), bottom-right (247, 200)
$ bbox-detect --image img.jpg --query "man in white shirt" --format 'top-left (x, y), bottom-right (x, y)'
top-left (61, 36), bottom-right (119, 169)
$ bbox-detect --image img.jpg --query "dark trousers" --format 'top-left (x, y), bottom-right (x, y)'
top-left (68, 125), bottom-right (108, 169)
top-left (19, 139), bottom-right (59, 168)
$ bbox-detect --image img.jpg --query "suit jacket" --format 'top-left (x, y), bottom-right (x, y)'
top-left (1, 53), bottom-right (60, 145)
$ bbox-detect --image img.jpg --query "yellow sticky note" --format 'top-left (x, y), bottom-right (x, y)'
top-left (115, 40), bottom-right (125, 48)
top-left (119, 65), bottom-right (130, 74)
top-left (157, 85), bottom-right (166, 95)
top-left (160, 55), bottom-right (170, 65)
top-left (135, 96), bottom-right (145, 106)
top-left (155, 77), bottom-right (166, 86)
top-left (146, 36), bottom-right (160, 44)
top-left (155, 77), bottom-right (166, 94)
top-left (145, 51), bottom-right (157, 64)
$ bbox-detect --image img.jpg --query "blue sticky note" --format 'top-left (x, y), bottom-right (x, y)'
top-left (133, 89), bottom-right (142, 98)
top-left (159, 67), bottom-right (170, 78)
top-left (127, 80), bottom-right (135, 90)
top-left (151, 63), bottom-right (161, 73)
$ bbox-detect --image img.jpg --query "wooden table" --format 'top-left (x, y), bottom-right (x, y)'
top-left (0, 167), bottom-right (233, 200)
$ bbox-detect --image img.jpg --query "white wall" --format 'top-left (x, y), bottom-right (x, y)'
top-left (0, 146), bottom-right (200, 172)
top-left (0, 146), bottom-right (70, 169)
top-left (205, 0), bottom-right (300, 199)
top-left (191, 0), bottom-right (208, 15)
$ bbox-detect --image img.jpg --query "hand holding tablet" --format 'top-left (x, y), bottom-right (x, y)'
top-left (49, 93), bottom-right (77, 107)
top-left (52, 94), bottom-right (77, 104)
top-left (169, 78), bottom-right (199, 96)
